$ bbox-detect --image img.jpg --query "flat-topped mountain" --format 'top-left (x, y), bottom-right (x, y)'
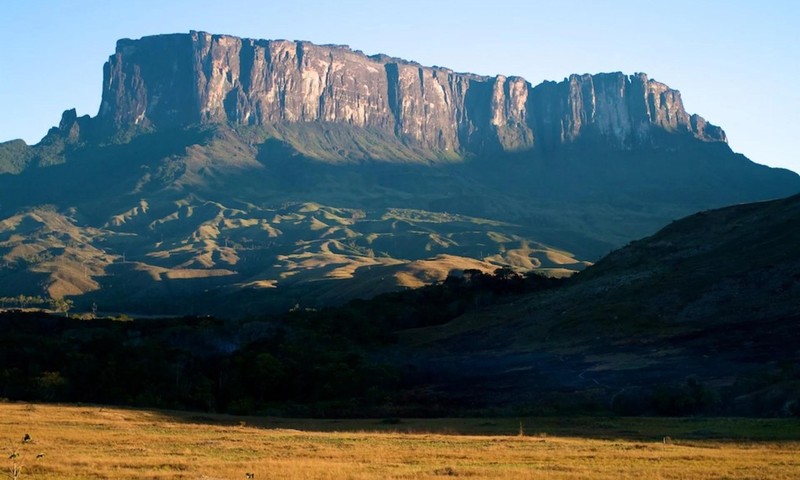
top-left (85, 31), bottom-right (725, 156)
top-left (0, 32), bottom-right (797, 315)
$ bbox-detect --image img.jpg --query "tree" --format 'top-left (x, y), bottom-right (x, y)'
top-left (50, 297), bottom-right (74, 316)
top-left (493, 266), bottom-right (517, 280)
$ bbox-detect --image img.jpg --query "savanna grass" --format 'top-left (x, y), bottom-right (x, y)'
top-left (1, 403), bottom-right (798, 479)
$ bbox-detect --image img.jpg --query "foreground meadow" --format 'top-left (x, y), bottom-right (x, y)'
top-left (1, 403), bottom-right (799, 479)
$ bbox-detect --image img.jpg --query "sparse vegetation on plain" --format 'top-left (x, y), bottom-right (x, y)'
top-left (1, 403), bottom-right (798, 479)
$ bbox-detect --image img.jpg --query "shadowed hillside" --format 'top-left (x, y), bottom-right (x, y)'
top-left (400, 194), bottom-right (800, 416)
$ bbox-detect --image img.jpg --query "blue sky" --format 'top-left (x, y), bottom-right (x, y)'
top-left (1, 0), bottom-right (798, 173)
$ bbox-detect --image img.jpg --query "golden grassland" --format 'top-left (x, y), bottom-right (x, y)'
top-left (1, 403), bottom-right (799, 479)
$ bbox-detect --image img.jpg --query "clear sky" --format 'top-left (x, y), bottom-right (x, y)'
top-left (1, 0), bottom-right (798, 173)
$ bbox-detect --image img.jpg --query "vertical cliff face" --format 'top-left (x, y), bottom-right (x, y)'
top-left (95, 31), bottom-right (726, 157)
top-left (529, 72), bottom-right (727, 151)
top-left (99, 34), bottom-right (198, 129)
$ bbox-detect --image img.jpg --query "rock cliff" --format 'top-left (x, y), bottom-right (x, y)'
top-left (94, 31), bottom-right (725, 156)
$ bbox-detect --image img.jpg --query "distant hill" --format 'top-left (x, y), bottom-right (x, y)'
top-left (0, 31), bottom-right (798, 314)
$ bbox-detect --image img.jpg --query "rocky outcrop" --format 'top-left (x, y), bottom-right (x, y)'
top-left (55, 108), bottom-right (93, 143)
top-left (94, 31), bottom-right (726, 156)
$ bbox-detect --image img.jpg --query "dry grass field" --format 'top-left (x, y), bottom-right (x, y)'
top-left (1, 403), bottom-right (799, 479)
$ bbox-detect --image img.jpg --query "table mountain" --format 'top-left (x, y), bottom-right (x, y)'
top-left (74, 31), bottom-right (724, 155)
top-left (0, 32), bottom-right (797, 315)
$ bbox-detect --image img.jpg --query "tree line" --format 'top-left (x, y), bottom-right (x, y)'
top-left (0, 269), bottom-right (560, 416)
top-left (0, 295), bottom-right (73, 313)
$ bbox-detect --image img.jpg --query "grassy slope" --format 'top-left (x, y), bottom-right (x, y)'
top-left (0, 189), bottom-right (589, 315)
top-left (408, 194), bottom-right (800, 342)
top-left (1, 123), bottom-right (798, 315)
top-left (396, 194), bottom-right (800, 414)
top-left (1, 403), bottom-right (799, 479)
top-left (0, 125), bottom-right (595, 314)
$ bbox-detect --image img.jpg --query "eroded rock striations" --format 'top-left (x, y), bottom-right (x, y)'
top-left (94, 31), bottom-right (725, 156)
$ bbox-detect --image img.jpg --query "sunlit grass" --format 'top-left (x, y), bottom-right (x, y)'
top-left (1, 403), bottom-right (798, 479)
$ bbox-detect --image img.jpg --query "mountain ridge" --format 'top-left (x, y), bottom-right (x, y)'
top-left (399, 193), bottom-right (800, 415)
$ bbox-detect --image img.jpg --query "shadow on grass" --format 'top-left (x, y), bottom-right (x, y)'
top-left (150, 408), bottom-right (800, 442)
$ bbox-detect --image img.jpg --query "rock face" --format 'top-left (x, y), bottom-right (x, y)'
top-left (529, 73), bottom-right (727, 151)
top-left (96, 31), bottom-right (725, 156)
